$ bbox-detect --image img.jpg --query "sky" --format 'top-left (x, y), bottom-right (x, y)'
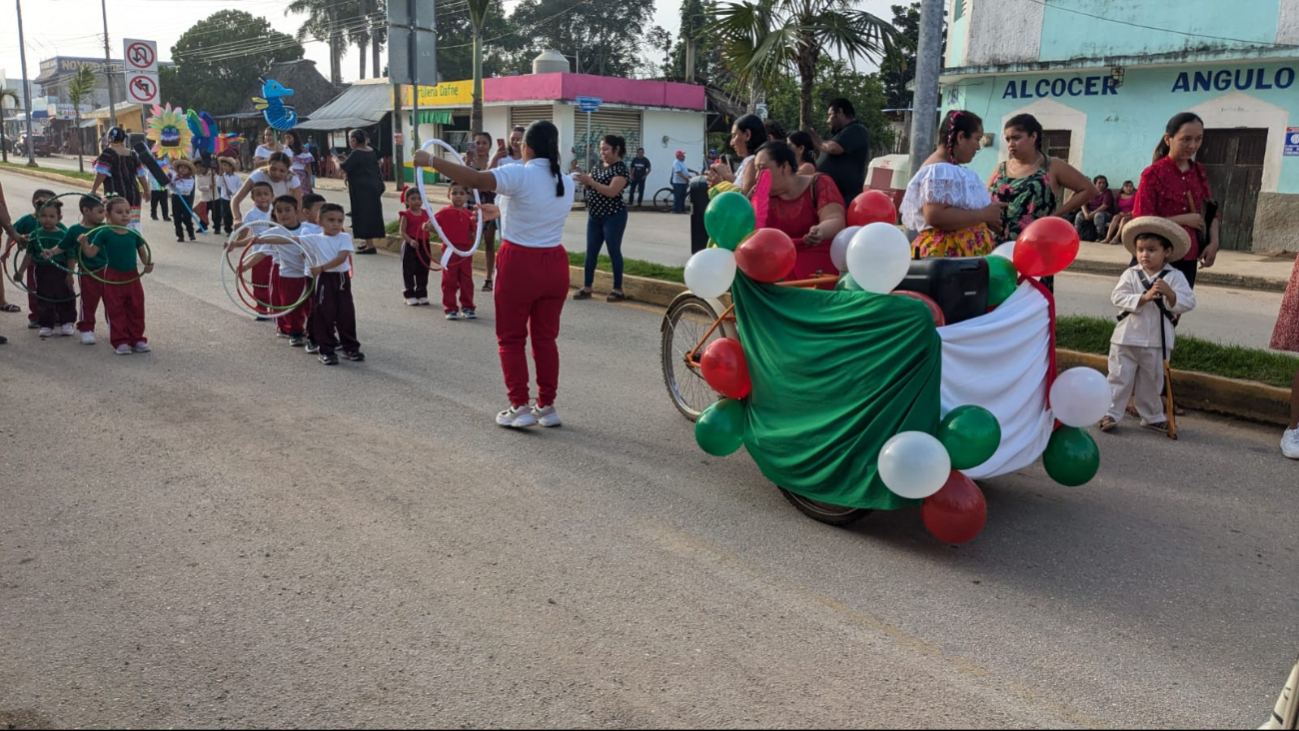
top-left (1, 0), bottom-right (898, 91)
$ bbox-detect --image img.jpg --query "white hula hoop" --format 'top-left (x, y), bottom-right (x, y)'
top-left (220, 219), bottom-right (318, 320)
top-left (416, 138), bottom-right (484, 268)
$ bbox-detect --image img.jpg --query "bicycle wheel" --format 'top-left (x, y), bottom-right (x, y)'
top-left (779, 488), bottom-right (873, 527)
top-left (653, 187), bottom-right (674, 213)
top-left (661, 295), bottom-right (727, 421)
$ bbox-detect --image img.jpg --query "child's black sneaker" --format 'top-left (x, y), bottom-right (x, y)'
top-left (319, 353), bottom-right (339, 365)
top-left (289, 335), bottom-right (306, 347)
top-left (305, 339), bottom-right (319, 353)
top-left (340, 350), bottom-right (365, 362)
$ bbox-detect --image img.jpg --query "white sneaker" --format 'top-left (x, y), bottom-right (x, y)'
top-left (405, 297), bottom-right (419, 306)
top-left (417, 297), bottom-right (430, 306)
top-left (38, 327), bottom-right (52, 338)
top-left (60, 323), bottom-right (75, 336)
top-left (496, 405), bottom-right (538, 429)
top-left (532, 404), bottom-right (562, 428)
top-left (132, 341), bottom-right (151, 353)
top-left (1282, 428), bottom-right (1299, 460)
top-left (80, 331), bottom-right (95, 345)
top-left (115, 344), bottom-right (132, 355)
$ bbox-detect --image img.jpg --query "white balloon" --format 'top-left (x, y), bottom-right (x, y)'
top-left (878, 431), bottom-right (952, 500)
top-left (684, 248), bottom-right (737, 299)
top-left (991, 241), bottom-right (1016, 260)
top-left (829, 225), bottom-right (861, 271)
top-left (845, 222), bottom-right (911, 294)
top-left (1050, 367), bottom-right (1111, 427)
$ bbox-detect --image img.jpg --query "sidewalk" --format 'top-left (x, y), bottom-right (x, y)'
top-left (1071, 240), bottom-right (1295, 292)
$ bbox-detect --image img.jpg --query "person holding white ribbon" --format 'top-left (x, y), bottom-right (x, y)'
top-left (412, 121), bottom-right (573, 429)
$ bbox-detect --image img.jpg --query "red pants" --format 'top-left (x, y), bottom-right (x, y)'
top-left (100, 268), bottom-right (146, 348)
top-left (78, 272), bottom-right (105, 333)
top-left (273, 272), bottom-right (310, 336)
top-left (441, 248), bottom-right (475, 313)
top-left (495, 242), bottom-right (568, 407)
top-left (251, 257), bottom-right (274, 314)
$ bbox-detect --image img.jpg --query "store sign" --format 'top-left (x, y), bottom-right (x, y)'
top-left (1002, 75), bottom-right (1118, 99)
top-left (402, 81), bottom-right (474, 107)
top-left (1285, 127), bottom-right (1299, 157)
top-left (1171, 67), bottom-right (1296, 93)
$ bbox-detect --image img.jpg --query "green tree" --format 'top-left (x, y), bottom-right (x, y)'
top-left (348, 0), bottom-right (372, 79)
top-left (645, 26), bottom-right (674, 78)
top-left (764, 58), bottom-right (894, 153)
top-left (709, 0), bottom-right (783, 113)
top-left (66, 64), bottom-right (97, 172)
top-left (879, 2), bottom-right (945, 109)
top-left (286, 0), bottom-right (344, 83)
top-left (710, 0), bottom-right (902, 129)
top-left (669, 0), bottom-right (720, 82)
top-left (0, 87), bottom-right (18, 164)
top-left (370, 0), bottom-right (387, 81)
top-left (169, 11), bottom-right (305, 113)
top-left (508, 0), bottom-right (655, 77)
top-left (433, 0), bottom-right (514, 93)
top-left (468, 0), bottom-right (493, 133)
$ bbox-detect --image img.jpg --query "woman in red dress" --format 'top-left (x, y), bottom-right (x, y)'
top-left (1271, 260), bottom-right (1299, 459)
top-left (750, 140), bottom-right (846, 282)
top-left (1132, 112), bottom-right (1220, 288)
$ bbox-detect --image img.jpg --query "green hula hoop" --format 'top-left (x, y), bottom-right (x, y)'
top-left (77, 225), bottom-right (152, 286)
top-left (39, 191), bottom-right (104, 218)
top-left (6, 242), bottom-right (79, 303)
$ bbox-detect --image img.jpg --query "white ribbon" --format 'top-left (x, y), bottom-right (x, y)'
top-left (415, 138), bottom-right (484, 268)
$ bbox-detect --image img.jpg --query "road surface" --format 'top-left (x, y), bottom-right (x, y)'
top-left (1, 169), bottom-right (1296, 729)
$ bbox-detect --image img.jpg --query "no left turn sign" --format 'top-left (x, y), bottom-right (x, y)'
top-left (126, 73), bottom-right (159, 104)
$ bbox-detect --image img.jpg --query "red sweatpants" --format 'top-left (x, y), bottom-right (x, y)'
top-left (495, 242), bottom-right (569, 407)
top-left (100, 268), bottom-right (146, 348)
top-left (78, 272), bottom-right (105, 333)
top-left (441, 247), bottom-right (475, 313)
top-left (251, 257), bottom-right (274, 315)
top-left (273, 272), bottom-right (310, 336)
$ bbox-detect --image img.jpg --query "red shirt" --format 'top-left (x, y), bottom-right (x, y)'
top-left (1133, 156), bottom-right (1214, 261)
top-left (434, 206), bottom-right (474, 249)
top-left (760, 174), bottom-right (845, 280)
top-left (398, 208), bottom-right (430, 242)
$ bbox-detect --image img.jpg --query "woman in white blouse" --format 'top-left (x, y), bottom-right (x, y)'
top-left (229, 152), bottom-right (303, 227)
top-left (413, 121), bottom-right (574, 430)
top-left (899, 110), bottom-right (1007, 258)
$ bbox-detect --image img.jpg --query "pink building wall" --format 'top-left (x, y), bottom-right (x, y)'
top-left (483, 73), bottom-right (705, 110)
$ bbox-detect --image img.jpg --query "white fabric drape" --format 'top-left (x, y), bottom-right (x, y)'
top-left (938, 282), bottom-right (1055, 480)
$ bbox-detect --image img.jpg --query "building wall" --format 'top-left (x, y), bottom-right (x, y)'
top-left (947, 59), bottom-right (1299, 252)
top-left (642, 109), bottom-right (708, 185)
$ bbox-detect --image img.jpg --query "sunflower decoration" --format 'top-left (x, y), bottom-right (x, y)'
top-left (146, 103), bottom-right (192, 161)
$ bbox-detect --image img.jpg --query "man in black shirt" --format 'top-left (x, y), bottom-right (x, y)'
top-left (814, 98), bottom-right (870, 203)
top-left (627, 148), bottom-right (651, 207)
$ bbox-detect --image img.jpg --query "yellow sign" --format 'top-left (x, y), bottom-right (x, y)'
top-left (401, 80), bottom-right (474, 108)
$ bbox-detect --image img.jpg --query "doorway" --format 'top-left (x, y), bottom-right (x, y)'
top-left (1199, 128), bottom-right (1266, 251)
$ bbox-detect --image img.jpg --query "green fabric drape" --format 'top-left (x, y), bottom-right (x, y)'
top-left (730, 275), bottom-right (943, 510)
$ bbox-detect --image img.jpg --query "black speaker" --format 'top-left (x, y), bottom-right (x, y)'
top-left (894, 257), bottom-right (989, 325)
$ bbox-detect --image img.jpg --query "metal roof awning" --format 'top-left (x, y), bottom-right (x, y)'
top-left (292, 82), bottom-right (392, 131)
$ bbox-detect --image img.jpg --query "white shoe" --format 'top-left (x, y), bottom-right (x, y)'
top-left (417, 297), bottom-right (430, 306)
top-left (60, 323), bottom-right (75, 336)
top-left (405, 297), bottom-right (419, 306)
top-left (80, 331), bottom-right (95, 345)
top-left (115, 344), bottom-right (132, 355)
top-left (532, 404), bottom-right (562, 428)
top-left (1283, 428), bottom-right (1299, 460)
top-left (38, 327), bottom-right (52, 338)
top-left (496, 405), bottom-right (538, 429)
top-left (132, 341), bottom-right (151, 353)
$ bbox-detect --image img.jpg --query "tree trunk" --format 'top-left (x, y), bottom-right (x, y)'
top-left (76, 112), bottom-right (84, 172)
top-left (372, 35), bottom-right (382, 79)
top-left (331, 35), bottom-right (343, 84)
top-left (797, 46), bottom-right (818, 130)
top-left (358, 40), bottom-right (367, 79)
top-left (471, 26), bottom-right (484, 133)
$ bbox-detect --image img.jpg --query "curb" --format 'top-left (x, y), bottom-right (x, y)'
top-left (0, 165), bottom-right (94, 190)
top-left (1068, 257), bottom-right (1289, 294)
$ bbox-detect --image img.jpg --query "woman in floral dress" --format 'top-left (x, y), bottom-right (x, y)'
top-left (987, 114), bottom-right (1097, 242)
top-left (1272, 259), bottom-right (1299, 459)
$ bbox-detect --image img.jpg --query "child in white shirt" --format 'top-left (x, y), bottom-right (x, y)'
top-left (1100, 217), bottom-right (1196, 435)
top-left (302, 203), bottom-right (362, 365)
top-left (169, 158), bottom-right (198, 242)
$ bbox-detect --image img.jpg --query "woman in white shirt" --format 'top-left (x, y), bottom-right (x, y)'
top-left (413, 120), bottom-right (574, 429)
top-left (229, 152), bottom-right (303, 227)
top-left (253, 128), bottom-right (281, 168)
top-left (705, 114), bottom-right (768, 196)
top-left (899, 110), bottom-right (1007, 258)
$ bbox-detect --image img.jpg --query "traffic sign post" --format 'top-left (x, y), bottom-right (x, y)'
top-left (576, 96), bottom-right (601, 170)
top-left (123, 39), bottom-right (159, 108)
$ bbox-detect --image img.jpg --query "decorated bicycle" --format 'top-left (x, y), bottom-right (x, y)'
top-left (660, 188), bottom-right (1105, 543)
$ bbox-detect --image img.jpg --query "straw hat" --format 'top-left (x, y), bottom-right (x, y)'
top-left (172, 158), bottom-right (197, 176)
top-left (1122, 216), bottom-right (1191, 262)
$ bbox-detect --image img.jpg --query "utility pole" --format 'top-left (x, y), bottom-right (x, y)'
top-left (908, 0), bottom-right (943, 181)
top-left (16, 0), bottom-right (37, 167)
top-left (101, 0), bottom-right (117, 127)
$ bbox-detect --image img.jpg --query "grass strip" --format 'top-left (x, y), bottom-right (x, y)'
top-left (567, 251), bottom-right (685, 283)
top-left (1058, 315), bottom-right (1298, 389)
top-left (0, 161), bottom-right (97, 183)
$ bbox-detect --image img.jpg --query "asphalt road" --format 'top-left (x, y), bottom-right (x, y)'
top-left (2, 169), bottom-right (1298, 729)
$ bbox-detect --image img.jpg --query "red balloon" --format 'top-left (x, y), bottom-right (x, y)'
top-left (847, 190), bottom-right (897, 227)
top-left (700, 337), bottom-right (751, 400)
top-left (890, 290), bottom-right (946, 327)
top-left (1013, 216), bottom-right (1080, 278)
top-left (734, 228), bottom-right (796, 283)
top-left (921, 471), bottom-right (988, 544)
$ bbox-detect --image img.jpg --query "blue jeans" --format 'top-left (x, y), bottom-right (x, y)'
top-left (672, 182), bottom-right (688, 213)
top-left (585, 208), bottom-right (629, 290)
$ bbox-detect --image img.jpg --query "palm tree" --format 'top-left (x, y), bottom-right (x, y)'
top-left (288, 0), bottom-right (346, 83)
top-left (66, 64), bottom-right (97, 172)
top-left (0, 87), bottom-right (18, 164)
top-left (710, 0), bottom-right (902, 128)
top-left (348, 0), bottom-right (372, 78)
top-left (468, 0), bottom-right (492, 133)
top-left (370, 0), bottom-right (386, 80)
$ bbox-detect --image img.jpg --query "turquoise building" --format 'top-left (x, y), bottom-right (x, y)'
top-left (941, 0), bottom-right (1299, 252)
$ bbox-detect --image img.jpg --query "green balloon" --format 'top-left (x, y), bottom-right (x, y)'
top-left (835, 273), bottom-right (863, 291)
top-left (704, 191), bottom-right (757, 251)
top-left (695, 398), bottom-right (746, 457)
top-left (987, 255), bottom-right (1019, 307)
top-left (1042, 426), bottom-right (1100, 486)
top-left (939, 405), bottom-right (1002, 470)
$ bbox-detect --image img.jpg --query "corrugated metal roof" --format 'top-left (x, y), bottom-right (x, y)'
top-left (293, 82), bottom-right (391, 130)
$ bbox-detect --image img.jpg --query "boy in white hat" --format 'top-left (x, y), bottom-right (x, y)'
top-left (1099, 217), bottom-right (1197, 434)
